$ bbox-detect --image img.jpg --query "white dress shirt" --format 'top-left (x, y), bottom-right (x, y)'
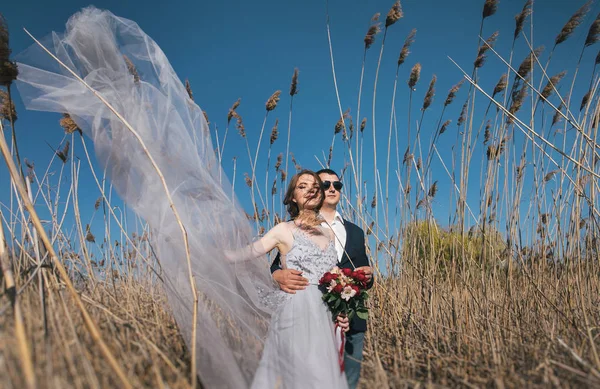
top-left (321, 211), bottom-right (347, 262)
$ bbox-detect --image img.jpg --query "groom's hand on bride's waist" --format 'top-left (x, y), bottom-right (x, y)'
top-left (273, 269), bottom-right (309, 294)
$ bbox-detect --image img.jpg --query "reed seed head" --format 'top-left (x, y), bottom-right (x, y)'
top-left (514, 0), bottom-right (533, 40)
top-left (236, 115), bottom-right (246, 138)
top-left (428, 181), bottom-right (438, 198)
top-left (275, 153), bottom-right (283, 171)
top-left (580, 90), bottom-right (591, 112)
top-left (552, 101), bottom-right (564, 127)
top-left (516, 46), bottom-right (544, 81)
top-left (94, 196), bottom-right (102, 211)
top-left (228, 98), bottom-right (241, 124)
top-left (185, 79), bottom-right (194, 101)
top-left (457, 101), bottom-right (468, 127)
top-left (266, 90), bottom-right (281, 112)
top-left (474, 31), bottom-right (499, 68)
top-left (270, 119), bottom-right (279, 145)
top-left (445, 79), bottom-right (464, 106)
top-left (492, 74), bottom-right (508, 98)
top-left (555, 1), bottom-right (591, 46)
top-left (272, 178), bottom-right (277, 195)
top-left (280, 170), bottom-right (287, 182)
top-left (408, 63), bottom-right (421, 89)
top-left (403, 147), bottom-right (413, 165)
top-left (385, 1), bottom-right (403, 28)
top-left (371, 193), bottom-right (377, 208)
top-left (59, 113), bottom-right (81, 134)
top-left (360, 118), bottom-right (367, 132)
top-left (398, 28), bottom-right (416, 67)
top-left (244, 173), bottom-right (253, 188)
top-left (483, 0), bottom-right (499, 19)
top-left (586, 13), bottom-right (600, 46)
top-left (416, 157), bottom-right (422, 170)
top-left (56, 140), bottom-right (70, 163)
top-left (0, 14), bottom-right (18, 87)
top-left (439, 119), bottom-right (451, 135)
top-left (540, 71), bottom-right (567, 100)
top-left (422, 75), bottom-right (436, 111)
top-left (123, 55), bottom-right (140, 84)
top-left (544, 170), bottom-right (558, 182)
top-left (0, 89), bottom-right (16, 122)
top-left (327, 146), bottom-right (333, 167)
top-left (508, 85), bottom-right (528, 124)
top-left (290, 68), bottom-right (299, 96)
top-left (364, 14), bottom-right (381, 50)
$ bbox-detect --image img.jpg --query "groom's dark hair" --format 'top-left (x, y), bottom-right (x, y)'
top-left (316, 168), bottom-right (339, 178)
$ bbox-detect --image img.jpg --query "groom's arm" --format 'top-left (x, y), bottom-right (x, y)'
top-left (271, 252), bottom-right (309, 294)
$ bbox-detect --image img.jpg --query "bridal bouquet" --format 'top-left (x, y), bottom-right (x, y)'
top-left (318, 267), bottom-right (369, 322)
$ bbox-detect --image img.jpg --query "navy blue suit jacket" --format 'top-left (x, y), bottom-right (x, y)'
top-left (270, 219), bottom-right (373, 333)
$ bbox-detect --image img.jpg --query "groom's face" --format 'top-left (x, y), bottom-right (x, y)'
top-left (319, 173), bottom-right (341, 208)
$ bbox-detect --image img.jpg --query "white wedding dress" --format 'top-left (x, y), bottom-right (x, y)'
top-left (15, 7), bottom-right (348, 389)
top-left (252, 224), bottom-right (348, 389)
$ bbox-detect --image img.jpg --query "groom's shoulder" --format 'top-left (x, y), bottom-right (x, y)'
top-left (343, 219), bottom-right (365, 235)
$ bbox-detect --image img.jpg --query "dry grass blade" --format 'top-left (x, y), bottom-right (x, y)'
top-left (514, 0), bottom-right (533, 40)
top-left (445, 79), bottom-right (464, 106)
top-left (266, 90), bottom-right (281, 112)
top-left (385, 0), bottom-right (403, 28)
top-left (364, 14), bottom-right (381, 50)
top-left (483, 0), bottom-right (499, 19)
top-left (398, 28), bottom-right (416, 67)
top-left (555, 1), bottom-right (591, 46)
top-left (586, 12), bottom-right (600, 46)
top-left (422, 75), bottom-right (436, 111)
top-left (290, 68), bottom-right (299, 96)
top-left (474, 31), bottom-right (499, 68)
top-left (408, 63), bottom-right (421, 89)
top-left (540, 71), bottom-right (567, 100)
top-left (493, 73), bottom-right (508, 98)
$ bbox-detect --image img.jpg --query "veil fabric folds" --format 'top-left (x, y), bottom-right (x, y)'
top-left (15, 7), bottom-right (279, 388)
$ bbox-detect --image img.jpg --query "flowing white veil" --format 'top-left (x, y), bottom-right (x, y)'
top-left (15, 7), bottom-right (282, 388)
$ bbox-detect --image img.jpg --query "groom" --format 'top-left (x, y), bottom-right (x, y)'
top-left (271, 168), bottom-right (374, 389)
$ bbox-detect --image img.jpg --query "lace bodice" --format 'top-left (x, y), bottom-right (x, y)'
top-left (282, 225), bottom-right (338, 284)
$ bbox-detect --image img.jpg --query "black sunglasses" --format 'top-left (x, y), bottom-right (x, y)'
top-left (321, 180), bottom-right (343, 191)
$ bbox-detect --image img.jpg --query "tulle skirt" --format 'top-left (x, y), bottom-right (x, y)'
top-left (251, 285), bottom-right (349, 389)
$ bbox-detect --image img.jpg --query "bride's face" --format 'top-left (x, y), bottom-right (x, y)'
top-left (293, 174), bottom-right (322, 210)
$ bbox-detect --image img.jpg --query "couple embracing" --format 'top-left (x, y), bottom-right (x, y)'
top-left (250, 168), bottom-right (374, 389)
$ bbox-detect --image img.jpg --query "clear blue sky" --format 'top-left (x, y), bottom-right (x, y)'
top-left (1, 0), bottom-right (598, 243)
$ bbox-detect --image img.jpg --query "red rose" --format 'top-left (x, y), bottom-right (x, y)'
top-left (333, 284), bottom-right (344, 294)
top-left (319, 272), bottom-right (334, 285)
top-left (342, 268), bottom-right (352, 277)
top-left (331, 273), bottom-right (340, 280)
top-left (351, 285), bottom-right (360, 294)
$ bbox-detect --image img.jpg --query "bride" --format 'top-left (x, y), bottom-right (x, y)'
top-left (15, 7), bottom-right (350, 389)
top-left (245, 170), bottom-right (349, 389)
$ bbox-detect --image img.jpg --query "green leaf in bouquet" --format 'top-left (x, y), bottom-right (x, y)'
top-left (333, 298), bottom-right (341, 310)
top-left (356, 310), bottom-right (369, 320)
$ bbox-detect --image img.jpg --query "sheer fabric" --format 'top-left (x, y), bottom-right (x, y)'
top-left (15, 7), bottom-right (276, 388)
top-left (15, 7), bottom-right (346, 389)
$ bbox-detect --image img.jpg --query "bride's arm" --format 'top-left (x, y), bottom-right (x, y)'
top-left (224, 223), bottom-right (290, 262)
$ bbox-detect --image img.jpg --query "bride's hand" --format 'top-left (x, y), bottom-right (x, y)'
top-left (335, 314), bottom-right (350, 332)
